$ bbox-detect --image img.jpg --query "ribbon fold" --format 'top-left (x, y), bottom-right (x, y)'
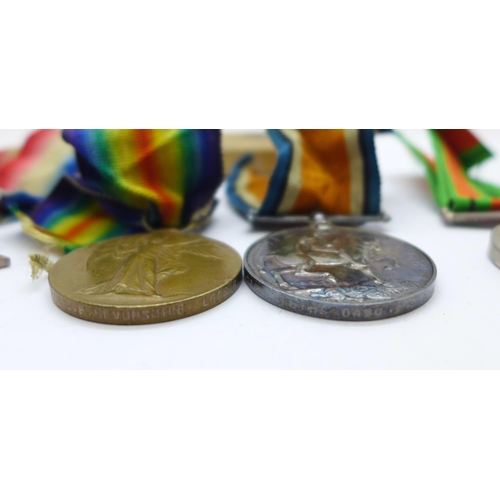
top-left (396, 129), bottom-right (500, 212)
top-left (227, 129), bottom-right (381, 218)
top-left (1, 129), bottom-right (223, 251)
top-left (1, 129), bottom-right (499, 251)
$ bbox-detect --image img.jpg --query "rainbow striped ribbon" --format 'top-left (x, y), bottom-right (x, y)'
top-left (227, 129), bottom-right (381, 218)
top-left (397, 129), bottom-right (500, 212)
top-left (1, 129), bottom-right (223, 251)
top-left (0, 130), bottom-right (75, 214)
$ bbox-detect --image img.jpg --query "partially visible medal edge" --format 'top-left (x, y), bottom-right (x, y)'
top-left (488, 226), bottom-right (500, 269)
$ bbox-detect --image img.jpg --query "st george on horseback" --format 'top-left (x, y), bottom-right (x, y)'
top-left (262, 231), bottom-right (393, 290)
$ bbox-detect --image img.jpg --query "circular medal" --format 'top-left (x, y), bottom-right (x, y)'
top-left (49, 230), bottom-right (242, 325)
top-left (489, 225), bottom-right (500, 269)
top-left (244, 225), bottom-right (436, 321)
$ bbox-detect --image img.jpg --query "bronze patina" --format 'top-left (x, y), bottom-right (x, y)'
top-left (0, 255), bottom-right (10, 269)
top-left (49, 230), bottom-right (242, 325)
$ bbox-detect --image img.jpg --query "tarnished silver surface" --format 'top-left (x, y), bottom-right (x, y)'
top-left (244, 225), bottom-right (437, 321)
top-left (488, 225), bottom-right (500, 269)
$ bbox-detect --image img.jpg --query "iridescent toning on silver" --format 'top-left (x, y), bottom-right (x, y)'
top-left (488, 225), bottom-right (500, 269)
top-left (244, 223), bottom-right (437, 321)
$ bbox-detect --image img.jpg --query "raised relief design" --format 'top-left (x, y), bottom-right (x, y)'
top-left (261, 231), bottom-right (417, 302)
top-left (82, 232), bottom-right (224, 298)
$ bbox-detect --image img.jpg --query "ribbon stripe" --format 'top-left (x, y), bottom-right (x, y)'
top-left (226, 129), bottom-right (382, 218)
top-left (1, 129), bottom-right (499, 251)
top-left (397, 129), bottom-right (499, 212)
top-left (1, 129), bottom-right (223, 251)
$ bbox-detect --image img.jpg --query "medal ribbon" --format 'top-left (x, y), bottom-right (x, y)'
top-left (0, 129), bottom-right (223, 251)
top-left (227, 128), bottom-right (500, 218)
top-left (396, 129), bottom-right (500, 212)
top-left (1, 129), bottom-right (498, 251)
top-left (227, 129), bottom-right (381, 218)
top-left (0, 130), bottom-right (75, 214)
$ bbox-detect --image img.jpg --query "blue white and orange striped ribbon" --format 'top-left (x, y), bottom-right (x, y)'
top-left (227, 129), bottom-right (381, 218)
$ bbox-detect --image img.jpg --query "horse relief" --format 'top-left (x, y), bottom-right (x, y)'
top-left (262, 231), bottom-right (397, 294)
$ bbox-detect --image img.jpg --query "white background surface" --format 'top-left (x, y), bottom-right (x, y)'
top-left (3, 6), bottom-right (500, 498)
top-left (1, 129), bottom-right (500, 369)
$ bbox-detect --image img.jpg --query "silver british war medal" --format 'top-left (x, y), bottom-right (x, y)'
top-left (229, 129), bottom-right (437, 321)
top-left (244, 215), bottom-right (436, 321)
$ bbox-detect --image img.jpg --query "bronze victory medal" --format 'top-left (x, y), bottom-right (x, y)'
top-left (49, 230), bottom-right (242, 325)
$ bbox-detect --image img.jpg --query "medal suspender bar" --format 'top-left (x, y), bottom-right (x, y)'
top-left (397, 129), bottom-right (500, 225)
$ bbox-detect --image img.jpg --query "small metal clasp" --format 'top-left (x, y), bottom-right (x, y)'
top-left (247, 211), bottom-right (390, 230)
top-left (441, 207), bottom-right (500, 225)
